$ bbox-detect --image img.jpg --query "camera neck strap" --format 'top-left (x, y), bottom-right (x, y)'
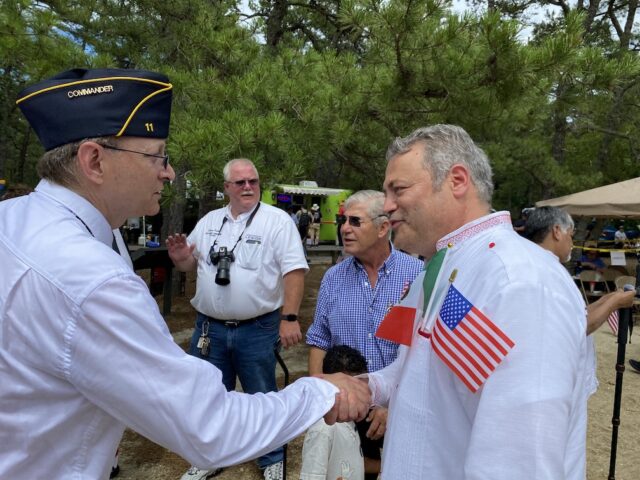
top-left (216, 202), bottom-right (261, 254)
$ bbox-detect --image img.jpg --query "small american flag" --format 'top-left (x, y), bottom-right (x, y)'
top-left (431, 284), bottom-right (515, 393)
top-left (607, 310), bottom-right (619, 336)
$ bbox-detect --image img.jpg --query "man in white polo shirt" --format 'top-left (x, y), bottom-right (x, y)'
top-left (167, 158), bottom-right (306, 480)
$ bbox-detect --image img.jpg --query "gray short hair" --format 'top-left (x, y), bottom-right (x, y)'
top-left (223, 158), bottom-right (259, 181)
top-left (386, 124), bottom-right (494, 205)
top-left (345, 190), bottom-right (386, 225)
top-left (37, 136), bottom-right (117, 188)
top-left (523, 206), bottom-right (574, 245)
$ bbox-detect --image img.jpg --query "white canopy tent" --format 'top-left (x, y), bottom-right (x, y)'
top-left (536, 177), bottom-right (640, 218)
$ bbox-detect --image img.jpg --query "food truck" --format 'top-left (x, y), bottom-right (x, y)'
top-left (261, 181), bottom-right (351, 243)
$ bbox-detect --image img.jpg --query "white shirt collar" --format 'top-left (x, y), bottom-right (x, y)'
top-left (35, 179), bottom-right (113, 248)
top-left (436, 211), bottom-right (512, 251)
top-left (224, 202), bottom-right (260, 223)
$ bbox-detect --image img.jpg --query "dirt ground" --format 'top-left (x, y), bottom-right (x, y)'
top-left (116, 260), bottom-right (640, 480)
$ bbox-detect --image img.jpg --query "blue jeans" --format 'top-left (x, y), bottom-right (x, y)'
top-left (189, 310), bottom-right (283, 468)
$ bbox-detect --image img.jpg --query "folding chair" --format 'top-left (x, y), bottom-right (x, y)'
top-left (603, 269), bottom-right (623, 292)
top-left (614, 276), bottom-right (636, 291)
top-left (579, 270), bottom-right (608, 304)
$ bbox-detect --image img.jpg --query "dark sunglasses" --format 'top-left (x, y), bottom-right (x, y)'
top-left (102, 145), bottom-right (170, 169)
top-left (227, 178), bottom-right (259, 187)
top-left (338, 214), bottom-right (387, 228)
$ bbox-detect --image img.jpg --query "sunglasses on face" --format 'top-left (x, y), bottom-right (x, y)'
top-left (227, 178), bottom-right (259, 187)
top-left (337, 214), bottom-right (387, 228)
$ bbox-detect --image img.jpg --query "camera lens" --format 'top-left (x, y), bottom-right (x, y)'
top-left (215, 257), bottom-right (231, 285)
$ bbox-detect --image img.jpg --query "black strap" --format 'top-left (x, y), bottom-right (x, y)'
top-left (111, 234), bottom-right (120, 254)
top-left (73, 211), bottom-right (129, 259)
top-left (214, 202), bottom-right (261, 254)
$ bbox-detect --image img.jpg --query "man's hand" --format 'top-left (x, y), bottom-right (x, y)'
top-left (612, 289), bottom-right (636, 309)
top-left (317, 373), bottom-right (371, 425)
top-left (166, 234), bottom-right (197, 271)
top-left (279, 320), bottom-right (302, 348)
top-left (366, 406), bottom-right (388, 440)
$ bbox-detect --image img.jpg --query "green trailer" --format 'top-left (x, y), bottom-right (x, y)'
top-left (261, 181), bottom-right (351, 243)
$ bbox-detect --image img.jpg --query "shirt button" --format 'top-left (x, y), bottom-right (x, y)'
top-left (368, 307), bottom-right (373, 313)
top-left (368, 333), bottom-right (372, 338)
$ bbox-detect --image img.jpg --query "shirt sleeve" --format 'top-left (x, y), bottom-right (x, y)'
top-left (306, 274), bottom-right (333, 350)
top-left (461, 280), bottom-right (586, 480)
top-left (299, 422), bottom-right (332, 480)
top-left (68, 273), bottom-right (338, 469)
top-left (367, 346), bottom-right (409, 407)
top-left (271, 211), bottom-right (308, 276)
top-left (187, 214), bottom-right (207, 258)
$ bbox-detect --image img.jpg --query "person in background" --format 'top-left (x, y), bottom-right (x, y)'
top-left (168, 158), bottom-right (313, 480)
top-left (523, 206), bottom-right (634, 396)
top-left (309, 203), bottom-right (322, 246)
top-left (336, 200), bottom-right (346, 246)
top-left (0, 67), bottom-right (370, 480)
top-left (307, 190), bottom-right (423, 479)
top-left (614, 225), bottom-right (629, 248)
top-left (512, 207), bottom-right (531, 235)
top-left (300, 345), bottom-right (368, 480)
top-left (298, 205), bottom-right (311, 259)
top-left (577, 249), bottom-right (606, 274)
top-left (288, 205), bottom-right (299, 227)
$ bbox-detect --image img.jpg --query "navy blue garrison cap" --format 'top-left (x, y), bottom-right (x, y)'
top-left (16, 68), bottom-right (173, 151)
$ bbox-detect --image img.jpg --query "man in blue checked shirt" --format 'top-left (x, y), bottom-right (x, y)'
top-left (306, 190), bottom-right (423, 479)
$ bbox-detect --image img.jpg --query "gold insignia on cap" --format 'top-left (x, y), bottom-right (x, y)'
top-left (116, 85), bottom-right (172, 137)
top-left (16, 76), bottom-right (171, 105)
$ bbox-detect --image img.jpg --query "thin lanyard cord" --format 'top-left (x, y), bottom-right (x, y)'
top-left (213, 202), bottom-right (261, 254)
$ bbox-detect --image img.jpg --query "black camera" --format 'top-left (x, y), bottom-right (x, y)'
top-left (209, 246), bottom-right (235, 286)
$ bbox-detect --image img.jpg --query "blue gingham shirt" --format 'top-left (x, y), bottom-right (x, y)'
top-left (307, 246), bottom-right (424, 372)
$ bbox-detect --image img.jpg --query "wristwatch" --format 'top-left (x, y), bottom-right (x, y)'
top-left (281, 314), bottom-right (298, 322)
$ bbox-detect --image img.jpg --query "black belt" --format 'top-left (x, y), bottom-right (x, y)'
top-left (205, 315), bottom-right (260, 328)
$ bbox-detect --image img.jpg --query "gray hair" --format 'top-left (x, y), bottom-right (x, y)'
top-left (386, 124), bottom-right (494, 205)
top-left (523, 206), bottom-right (574, 245)
top-left (223, 158), bottom-right (259, 181)
top-left (37, 136), bottom-right (117, 188)
top-left (345, 190), bottom-right (388, 227)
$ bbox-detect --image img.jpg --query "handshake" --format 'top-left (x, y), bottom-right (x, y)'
top-left (316, 373), bottom-right (372, 424)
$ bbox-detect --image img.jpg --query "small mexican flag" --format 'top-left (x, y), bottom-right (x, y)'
top-left (375, 273), bottom-right (424, 346)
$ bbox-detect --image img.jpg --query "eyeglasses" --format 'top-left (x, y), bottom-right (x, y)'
top-left (227, 178), bottom-right (259, 187)
top-left (337, 214), bottom-right (387, 228)
top-left (102, 145), bottom-right (170, 169)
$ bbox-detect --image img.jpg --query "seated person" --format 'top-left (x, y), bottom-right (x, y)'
top-left (577, 249), bottom-right (606, 274)
top-left (300, 345), bottom-right (366, 480)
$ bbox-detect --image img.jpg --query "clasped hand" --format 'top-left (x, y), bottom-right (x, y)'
top-left (316, 373), bottom-right (372, 425)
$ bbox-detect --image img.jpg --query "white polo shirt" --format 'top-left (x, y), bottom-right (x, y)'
top-left (188, 202), bottom-right (308, 320)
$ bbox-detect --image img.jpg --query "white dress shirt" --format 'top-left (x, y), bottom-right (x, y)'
top-left (369, 212), bottom-right (588, 480)
top-left (0, 180), bottom-right (337, 479)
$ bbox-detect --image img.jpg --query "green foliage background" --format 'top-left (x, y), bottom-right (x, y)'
top-left (2, 0), bottom-right (640, 222)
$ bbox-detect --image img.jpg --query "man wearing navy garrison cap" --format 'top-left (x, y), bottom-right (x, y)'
top-left (0, 68), bottom-right (370, 479)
